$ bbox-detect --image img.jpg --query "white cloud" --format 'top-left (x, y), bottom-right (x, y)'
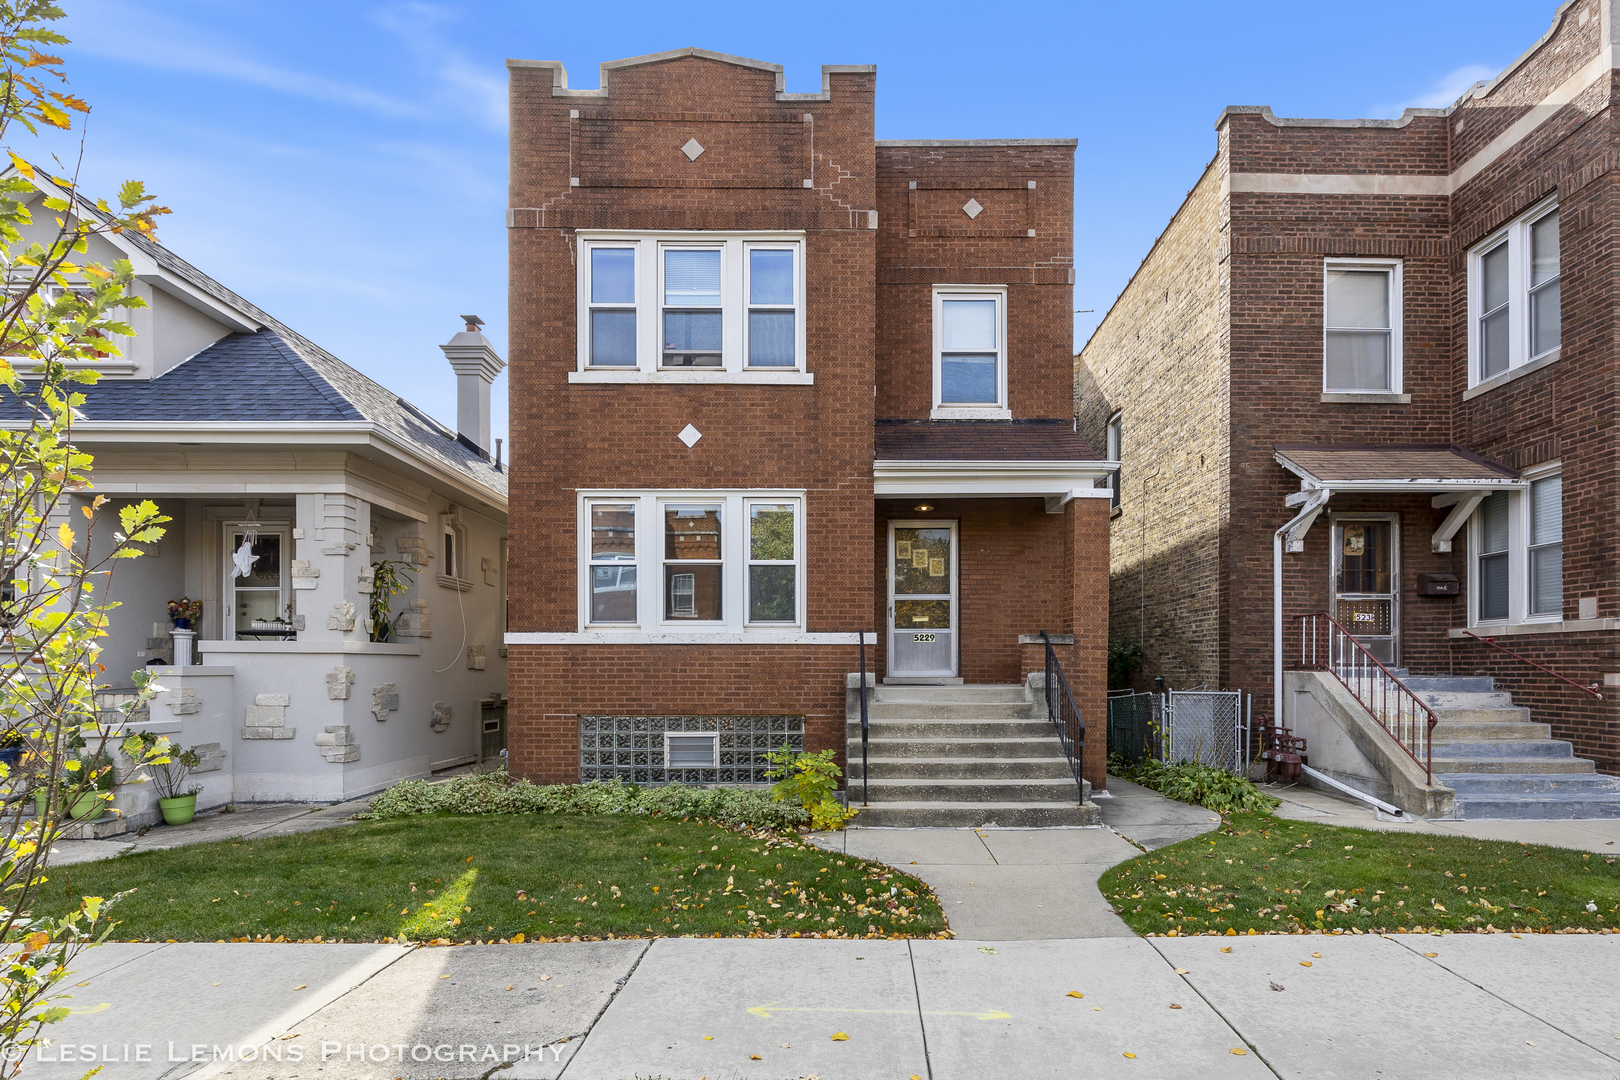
top-left (1373, 63), bottom-right (1497, 117)
top-left (371, 2), bottom-right (507, 130)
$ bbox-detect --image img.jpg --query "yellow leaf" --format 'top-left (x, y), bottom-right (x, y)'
top-left (1299, 961), bottom-right (1312, 967)
top-left (7, 151), bottom-right (34, 178)
top-left (829, 1032), bottom-right (849, 1041)
top-left (511, 933), bottom-right (525, 944)
top-left (1423, 952), bottom-right (1438, 958)
top-left (702, 1035), bottom-right (713, 1041)
top-left (1123, 1051), bottom-right (1136, 1058)
top-left (24, 932), bottom-right (48, 951)
top-left (1231, 1048), bottom-right (1248, 1055)
top-left (292, 985), bottom-right (305, 991)
top-left (750, 1054), bottom-right (762, 1060)
top-left (1174, 968), bottom-right (1189, 975)
top-left (1066, 991), bottom-right (1084, 998)
top-left (1220, 947), bottom-right (1233, 953)
top-left (1311, 952), bottom-right (1322, 958)
top-left (57, 521), bottom-right (74, 549)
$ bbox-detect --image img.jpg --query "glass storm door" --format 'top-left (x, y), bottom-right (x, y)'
top-left (888, 521), bottom-right (958, 678)
top-left (1332, 516), bottom-right (1399, 665)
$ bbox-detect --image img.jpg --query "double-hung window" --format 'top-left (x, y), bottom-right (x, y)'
top-left (1469, 204), bottom-right (1560, 387)
top-left (1471, 465), bottom-right (1563, 626)
top-left (580, 492), bottom-right (805, 632)
top-left (1095, 411), bottom-right (1122, 510)
top-left (576, 232), bottom-right (806, 378)
top-left (1323, 259), bottom-right (1401, 394)
top-left (932, 285), bottom-right (1009, 418)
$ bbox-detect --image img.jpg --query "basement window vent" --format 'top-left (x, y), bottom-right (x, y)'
top-left (665, 733), bottom-right (718, 769)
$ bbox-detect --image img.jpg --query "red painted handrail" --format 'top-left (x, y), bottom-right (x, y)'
top-left (1460, 630), bottom-right (1603, 700)
top-left (1289, 612), bottom-right (1438, 784)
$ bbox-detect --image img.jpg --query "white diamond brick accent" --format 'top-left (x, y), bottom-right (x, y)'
top-left (678, 423), bottom-right (702, 448)
top-left (962, 198), bottom-right (984, 219)
top-left (681, 138), bottom-right (705, 161)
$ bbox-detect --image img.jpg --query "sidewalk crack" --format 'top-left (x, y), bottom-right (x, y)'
top-left (553, 938), bottom-right (654, 1078)
top-left (1145, 938), bottom-right (1284, 1079)
top-left (905, 939), bottom-right (934, 1080)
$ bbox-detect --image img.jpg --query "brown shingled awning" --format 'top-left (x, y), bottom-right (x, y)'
top-left (1274, 443), bottom-right (1518, 485)
top-left (874, 421), bottom-right (1114, 509)
top-left (876, 420), bottom-right (1099, 462)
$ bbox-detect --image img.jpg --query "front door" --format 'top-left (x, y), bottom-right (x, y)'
top-left (888, 520), bottom-right (958, 678)
top-left (1331, 515), bottom-right (1399, 665)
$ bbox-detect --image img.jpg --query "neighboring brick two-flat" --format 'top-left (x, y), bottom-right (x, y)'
top-left (1078, 0), bottom-right (1619, 776)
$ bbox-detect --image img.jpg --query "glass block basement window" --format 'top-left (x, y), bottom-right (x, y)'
top-left (579, 714), bottom-right (804, 785)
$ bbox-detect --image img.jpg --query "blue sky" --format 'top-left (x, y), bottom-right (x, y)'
top-left (32, 0), bottom-right (1568, 445)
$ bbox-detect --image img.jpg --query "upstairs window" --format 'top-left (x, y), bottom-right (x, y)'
top-left (932, 285), bottom-right (1008, 418)
top-left (576, 233), bottom-right (805, 374)
top-left (1469, 204), bottom-right (1559, 387)
top-left (1323, 260), bottom-right (1401, 394)
top-left (1095, 411), bottom-right (1122, 510)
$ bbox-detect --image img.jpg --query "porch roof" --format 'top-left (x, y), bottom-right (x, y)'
top-left (1274, 443), bottom-right (1519, 489)
top-left (875, 420), bottom-right (1099, 461)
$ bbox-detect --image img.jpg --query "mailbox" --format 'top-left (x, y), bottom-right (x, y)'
top-left (1417, 573), bottom-right (1460, 597)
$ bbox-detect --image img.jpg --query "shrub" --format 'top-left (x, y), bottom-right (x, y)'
top-left (1113, 757), bottom-right (1279, 816)
top-left (1107, 636), bottom-right (1143, 690)
top-left (764, 744), bottom-right (856, 831)
top-left (365, 772), bottom-right (809, 831)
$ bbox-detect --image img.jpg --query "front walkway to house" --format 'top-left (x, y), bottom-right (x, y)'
top-left (24, 934), bottom-right (1620, 1079)
top-left (47, 799), bottom-right (373, 866)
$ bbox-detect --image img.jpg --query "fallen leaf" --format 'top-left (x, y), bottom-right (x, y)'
top-left (1231, 1048), bottom-right (1248, 1055)
top-left (1174, 968), bottom-right (1189, 975)
top-left (750, 1054), bottom-right (761, 1060)
top-left (1093, 1006), bottom-right (1102, 1011)
top-left (1526, 1041), bottom-right (1536, 1047)
top-left (439, 975), bottom-right (452, 980)
top-left (1423, 952), bottom-right (1438, 958)
top-left (1169, 1004), bottom-right (1182, 1009)
top-left (702, 1036), bottom-right (713, 1041)
top-left (292, 985), bottom-right (306, 991)
top-left (1220, 947), bottom-right (1232, 953)
top-left (541, 974), bottom-right (552, 981)
top-left (782, 1044), bottom-right (792, 1048)
top-left (1269, 982), bottom-right (1285, 991)
top-left (1066, 991), bottom-right (1084, 998)
top-left (1299, 961), bottom-right (1312, 967)
top-left (504, 985), bottom-right (514, 991)
top-left (830, 1032), bottom-right (849, 1041)
top-left (1311, 952), bottom-right (1322, 958)
top-left (212, 983), bottom-right (220, 987)
top-left (1122, 1051), bottom-right (1136, 1059)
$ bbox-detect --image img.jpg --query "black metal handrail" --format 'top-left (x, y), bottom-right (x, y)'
top-left (1040, 631), bottom-right (1087, 804)
top-left (858, 631), bottom-right (870, 806)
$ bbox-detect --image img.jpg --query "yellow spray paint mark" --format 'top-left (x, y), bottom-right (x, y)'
top-left (748, 1002), bottom-right (1010, 1021)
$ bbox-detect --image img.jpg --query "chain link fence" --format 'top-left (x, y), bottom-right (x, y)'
top-left (1108, 688), bottom-right (1251, 775)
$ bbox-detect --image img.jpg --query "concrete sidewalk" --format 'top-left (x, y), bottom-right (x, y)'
top-left (21, 934), bottom-right (1620, 1079)
top-left (47, 800), bottom-right (373, 865)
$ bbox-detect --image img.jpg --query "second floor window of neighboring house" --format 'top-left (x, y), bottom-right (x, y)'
top-left (1470, 203), bottom-right (1559, 386)
top-left (932, 285), bottom-right (1009, 418)
top-left (1099, 411), bottom-right (1122, 510)
top-left (576, 232), bottom-right (805, 376)
top-left (1323, 259), bottom-right (1401, 394)
top-left (1472, 465), bottom-right (1562, 626)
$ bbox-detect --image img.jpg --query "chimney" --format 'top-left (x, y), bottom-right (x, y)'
top-left (440, 315), bottom-right (506, 458)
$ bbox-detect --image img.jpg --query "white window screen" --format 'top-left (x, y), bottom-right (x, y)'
top-left (1528, 475), bottom-right (1562, 617)
top-left (1324, 268), bottom-right (1392, 391)
top-left (1477, 492), bottom-right (1509, 622)
top-left (1529, 211), bottom-right (1560, 359)
top-left (1479, 243), bottom-right (1510, 380)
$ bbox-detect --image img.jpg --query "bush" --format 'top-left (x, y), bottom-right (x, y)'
top-left (1112, 757), bottom-right (1279, 816)
top-left (365, 772), bottom-right (810, 831)
top-left (1107, 637), bottom-right (1143, 690)
top-left (764, 744), bottom-right (856, 831)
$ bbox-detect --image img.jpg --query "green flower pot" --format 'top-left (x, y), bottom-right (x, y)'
top-left (158, 793), bottom-right (197, 826)
top-left (32, 791), bottom-right (48, 820)
top-left (68, 792), bottom-right (111, 822)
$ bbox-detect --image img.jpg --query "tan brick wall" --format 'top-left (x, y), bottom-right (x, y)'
top-left (1076, 158), bottom-right (1228, 691)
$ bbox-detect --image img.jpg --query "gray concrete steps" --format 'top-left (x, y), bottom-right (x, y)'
top-left (1434, 738), bottom-right (1579, 759)
top-left (846, 735), bottom-right (1067, 760)
top-left (1430, 718), bottom-right (1550, 741)
top-left (847, 800), bottom-right (1098, 827)
top-left (1442, 773), bottom-right (1620, 794)
top-left (1403, 676), bottom-right (1496, 693)
top-left (865, 701), bottom-right (1042, 721)
top-left (845, 718), bottom-right (1054, 740)
top-left (861, 776), bottom-right (1083, 803)
top-left (1418, 691), bottom-right (1518, 710)
top-left (873, 684), bottom-right (1026, 703)
top-left (846, 757), bottom-right (1075, 781)
top-left (1428, 755), bottom-right (1595, 775)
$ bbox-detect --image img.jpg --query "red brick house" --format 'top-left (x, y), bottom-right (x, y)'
top-left (503, 49), bottom-right (1113, 823)
top-left (1079, 0), bottom-right (1620, 816)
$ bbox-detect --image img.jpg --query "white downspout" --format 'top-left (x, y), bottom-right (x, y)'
top-left (1273, 490), bottom-right (1330, 731)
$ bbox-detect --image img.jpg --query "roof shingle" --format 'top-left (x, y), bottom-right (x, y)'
top-left (875, 420), bottom-right (1100, 461)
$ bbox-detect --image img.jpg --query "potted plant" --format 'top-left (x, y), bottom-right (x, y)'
top-left (128, 731), bottom-right (202, 825)
top-left (368, 559), bottom-right (416, 642)
top-left (66, 750), bottom-right (117, 821)
top-left (0, 728), bottom-right (22, 771)
top-left (166, 596), bottom-right (203, 630)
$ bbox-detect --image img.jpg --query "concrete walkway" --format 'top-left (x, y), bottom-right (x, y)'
top-left (22, 934), bottom-right (1620, 1079)
top-left (48, 800), bottom-right (373, 865)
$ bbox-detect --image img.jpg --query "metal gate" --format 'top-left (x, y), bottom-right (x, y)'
top-left (1106, 690), bottom-right (1159, 765)
top-left (1163, 690), bottom-right (1250, 774)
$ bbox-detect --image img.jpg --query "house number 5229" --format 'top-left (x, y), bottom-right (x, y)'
top-left (913, 633), bottom-right (937, 643)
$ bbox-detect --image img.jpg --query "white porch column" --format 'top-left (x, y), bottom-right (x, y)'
top-left (291, 492), bottom-right (372, 643)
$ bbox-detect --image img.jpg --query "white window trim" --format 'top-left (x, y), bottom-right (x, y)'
top-left (577, 490), bottom-right (806, 634)
top-left (1322, 257), bottom-right (1403, 396)
top-left (573, 230), bottom-right (809, 383)
top-left (1467, 200), bottom-right (1559, 390)
top-left (438, 509), bottom-right (472, 592)
top-left (1468, 460), bottom-right (1561, 629)
top-left (931, 284), bottom-right (1010, 419)
top-left (223, 524), bottom-right (291, 640)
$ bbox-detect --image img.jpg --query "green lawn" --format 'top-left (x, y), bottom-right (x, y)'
top-left (34, 814), bottom-right (947, 942)
top-left (1099, 812), bottom-right (1620, 936)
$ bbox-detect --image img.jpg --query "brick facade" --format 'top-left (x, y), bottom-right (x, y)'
top-left (506, 50), bottom-right (1110, 788)
top-left (1079, 1), bottom-right (1620, 775)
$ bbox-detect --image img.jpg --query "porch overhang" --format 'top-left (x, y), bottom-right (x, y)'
top-left (1273, 443), bottom-right (1525, 553)
top-left (873, 459), bottom-right (1118, 512)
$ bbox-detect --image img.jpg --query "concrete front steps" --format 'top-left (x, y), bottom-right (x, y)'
top-left (845, 683), bottom-right (1097, 827)
top-left (1405, 675), bottom-right (1620, 820)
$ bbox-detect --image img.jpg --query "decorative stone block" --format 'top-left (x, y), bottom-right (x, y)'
top-left (192, 742), bottom-right (226, 773)
top-left (466, 643), bottom-right (486, 671)
top-left (396, 599), bottom-right (431, 638)
top-left (166, 687), bottom-right (200, 715)
top-left (315, 725), bottom-right (360, 763)
top-left (327, 601), bottom-right (357, 632)
top-left (242, 694), bottom-right (294, 740)
top-left (290, 560), bottom-right (320, 590)
top-left (396, 535), bottom-right (431, 566)
top-left (481, 557), bottom-right (497, 586)
top-left (430, 702), bottom-right (452, 733)
top-left (322, 541), bottom-right (357, 556)
top-left (371, 683), bottom-right (399, 723)
top-left (326, 666), bottom-right (354, 700)
top-left (291, 614), bottom-right (306, 631)
top-left (357, 565), bottom-right (376, 594)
